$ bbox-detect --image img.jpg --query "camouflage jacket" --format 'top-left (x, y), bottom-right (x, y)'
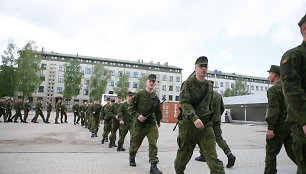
top-left (79, 105), bottom-right (86, 114)
top-left (103, 104), bottom-right (113, 121)
top-left (72, 104), bottom-right (79, 113)
top-left (110, 102), bottom-right (122, 119)
top-left (118, 102), bottom-right (133, 125)
top-left (6, 102), bottom-right (12, 111)
top-left (47, 102), bottom-right (52, 112)
top-left (280, 41), bottom-right (306, 125)
top-left (211, 91), bottom-right (225, 123)
top-left (56, 102), bottom-right (61, 112)
top-left (23, 102), bottom-right (30, 111)
top-left (180, 76), bottom-right (214, 124)
top-left (265, 81), bottom-right (287, 130)
top-left (61, 104), bottom-right (67, 113)
top-left (35, 102), bottom-right (42, 112)
top-left (15, 101), bottom-right (23, 112)
top-left (128, 89), bottom-right (162, 125)
top-left (0, 101), bottom-right (5, 110)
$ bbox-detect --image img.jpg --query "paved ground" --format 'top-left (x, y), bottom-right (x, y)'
top-left (0, 111), bottom-right (297, 174)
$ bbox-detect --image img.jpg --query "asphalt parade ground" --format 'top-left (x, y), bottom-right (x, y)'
top-left (0, 111), bottom-right (297, 174)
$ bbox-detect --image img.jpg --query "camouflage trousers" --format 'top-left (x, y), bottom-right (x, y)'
top-left (291, 123), bottom-right (306, 174)
top-left (129, 122), bottom-right (159, 164)
top-left (102, 120), bottom-right (112, 139)
top-left (110, 118), bottom-right (120, 142)
top-left (61, 112), bottom-right (67, 122)
top-left (118, 123), bottom-right (133, 147)
top-left (91, 116), bottom-right (100, 133)
top-left (73, 112), bottom-right (79, 123)
top-left (23, 110), bottom-right (29, 121)
top-left (5, 110), bottom-right (11, 121)
top-left (0, 110), bottom-right (5, 120)
top-left (33, 111), bottom-right (45, 122)
top-left (55, 111), bottom-right (60, 122)
top-left (264, 123), bottom-right (296, 174)
top-left (80, 113), bottom-right (85, 125)
top-left (46, 110), bottom-right (51, 122)
top-left (174, 119), bottom-right (224, 174)
top-left (14, 111), bottom-right (22, 121)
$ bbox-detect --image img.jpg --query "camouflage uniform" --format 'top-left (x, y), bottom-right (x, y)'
top-left (61, 104), bottom-right (67, 123)
top-left (174, 76), bottom-right (224, 174)
top-left (0, 100), bottom-right (5, 121)
top-left (5, 101), bottom-right (12, 122)
top-left (32, 102), bottom-right (46, 122)
top-left (91, 103), bottom-right (101, 137)
top-left (55, 101), bottom-right (61, 123)
top-left (13, 101), bottom-right (23, 122)
top-left (118, 101), bottom-right (134, 149)
top-left (79, 104), bottom-right (86, 126)
top-left (280, 39), bottom-right (306, 174)
top-left (23, 101), bottom-right (30, 122)
top-left (264, 81), bottom-right (296, 174)
top-left (102, 104), bottom-right (112, 140)
top-left (110, 102), bottom-right (122, 145)
top-left (46, 102), bottom-right (52, 122)
top-left (128, 89), bottom-right (162, 164)
top-left (84, 104), bottom-right (90, 128)
top-left (72, 103), bottom-right (80, 124)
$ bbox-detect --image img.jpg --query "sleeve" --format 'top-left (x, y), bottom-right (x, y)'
top-left (118, 104), bottom-right (124, 121)
top-left (180, 81), bottom-right (198, 123)
top-left (265, 88), bottom-right (280, 130)
top-left (280, 50), bottom-right (306, 125)
top-left (128, 92), bottom-right (140, 119)
top-left (155, 98), bottom-right (162, 125)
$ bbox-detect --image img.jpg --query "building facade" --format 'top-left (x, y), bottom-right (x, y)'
top-left (32, 51), bottom-right (183, 106)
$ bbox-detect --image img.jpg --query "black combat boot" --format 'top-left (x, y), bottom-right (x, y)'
top-left (195, 154), bottom-right (206, 162)
top-left (117, 146), bottom-right (126, 151)
top-left (112, 142), bottom-right (117, 147)
top-left (150, 163), bottom-right (162, 174)
top-left (14, 120), bottom-right (18, 123)
top-left (101, 139), bottom-right (105, 144)
top-left (129, 157), bottom-right (136, 167)
top-left (105, 137), bottom-right (109, 142)
top-left (109, 142), bottom-right (113, 148)
top-left (226, 152), bottom-right (236, 168)
top-left (55, 122), bottom-right (59, 124)
top-left (91, 133), bottom-right (95, 138)
top-left (94, 133), bottom-right (98, 137)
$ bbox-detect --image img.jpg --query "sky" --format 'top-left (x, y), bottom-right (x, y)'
top-left (0, 0), bottom-right (305, 80)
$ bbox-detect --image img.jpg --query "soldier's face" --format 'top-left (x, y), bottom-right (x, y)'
top-left (146, 80), bottom-right (156, 89)
top-left (268, 72), bottom-right (276, 83)
top-left (195, 64), bottom-right (208, 77)
top-left (117, 97), bottom-right (122, 103)
top-left (126, 95), bottom-right (133, 101)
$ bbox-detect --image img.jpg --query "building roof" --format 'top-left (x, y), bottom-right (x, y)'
top-left (223, 93), bottom-right (267, 105)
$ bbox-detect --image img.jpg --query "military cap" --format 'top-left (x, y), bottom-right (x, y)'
top-left (298, 14), bottom-right (306, 27)
top-left (267, 65), bottom-right (280, 75)
top-left (117, 94), bottom-right (122, 98)
top-left (106, 98), bottom-right (111, 101)
top-left (111, 98), bottom-right (115, 103)
top-left (127, 91), bottom-right (133, 96)
top-left (147, 74), bottom-right (157, 81)
top-left (195, 56), bottom-right (208, 65)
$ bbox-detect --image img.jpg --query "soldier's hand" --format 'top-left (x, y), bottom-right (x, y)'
top-left (266, 130), bottom-right (274, 139)
top-left (138, 115), bottom-right (146, 122)
top-left (303, 125), bottom-right (306, 137)
top-left (100, 120), bottom-right (103, 124)
top-left (194, 119), bottom-right (204, 129)
top-left (120, 120), bottom-right (124, 125)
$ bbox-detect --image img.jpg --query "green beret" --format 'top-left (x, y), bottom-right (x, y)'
top-left (298, 14), bottom-right (306, 27)
top-left (147, 74), bottom-right (157, 81)
top-left (127, 91), bottom-right (133, 96)
top-left (117, 95), bottom-right (122, 98)
top-left (267, 65), bottom-right (280, 75)
top-left (195, 56), bottom-right (208, 65)
top-left (106, 98), bottom-right (111, 101)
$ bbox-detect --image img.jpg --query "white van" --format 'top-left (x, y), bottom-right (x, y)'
top-left (101, 94), bottom-right (117, 105)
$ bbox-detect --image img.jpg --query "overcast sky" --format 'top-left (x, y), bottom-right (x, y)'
top-left (0, 0), bottom-right (305, 80)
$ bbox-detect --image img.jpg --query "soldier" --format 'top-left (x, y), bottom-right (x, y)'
top-left (128, 74), bottom-right (163, 174)
top-left (117, 92), bottom-right (134, 151)
top-left (195, 91), bottom-right (236, 168)
top-left (23, 99), bottom-right (31, 123)
top-left (90, 99), bottom-right (102, 137)
top-left (61, 100), bottom-right (68, 123)
top-left (280, 14), bottom-right (306, 174)
top-left (46, 99), bottom-right (52, 123)
top-left (55, 99), bottom-right (61, 124)
top-left (174, 56), bottom-right (224, 174)
top-left (0, 98), bottom-right (6, 122)
top-left (109, 95), bottom-right (122, 148)
top-left (79, 101), bottom-right (86, 126)
top-left (87, 102), bottom-right (93, 131)
top-left (13, 98), bottom-right (23, 123)
top-left (84, 102), bottom-right (89, 128)
top-left (264, 65), bottom-right (296, 173)
top-left (72, 101), bottom-right (80, 125)
top-left (101, 98), bottom-right (112, 144)
top-left (32, 99), bottom-right (46, 123)
top-left (4, 99), bottom-right (12, 122)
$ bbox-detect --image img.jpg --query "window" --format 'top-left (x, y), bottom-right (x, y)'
top-left (41, 64), bottom-right (47, 70)
top-left (169, 95), bottom-right (173, 101)
top-left (251, 85), bottom-right (254, 90)
top-left (57, 87), bottom-right (63, 94)
top-left (126, 71), bottom-right (130, 77)
top-left (169, 85), bottom-right (173, 91)
top-left (162, 75), bottom-right (167, 81)
top-left (256, 86), bottom-right (259, 91)
top-left (84, 78), bottom-right (89, 85)
top-left (225, 82), bottom-right (229, 88)
top-left (133, 72), bottom-right (138, 78)
top-left (38, 86), bottom-right (44, 93)
top-left (141, 73), bottom-right (146, 78)
top-left (176, 76), bottom-right (180, 82)
top-left (102, 70), bottom-right (106, 75)
top-left (162, 85), bottom-right (166, 91)
top-left (175, 96), bottom-right (180, 101)
top-left (85, 68), bottom-right (91, 74)
top-left (162, 95), bottom-right (166, 100)
top-left (109, 80), bottom-right (114, 86)
top-left (133, 82), bottom-right (138, 88)
top-left (118, 71), bottom-right (123, 76)
top-left (231, 83), bottom-right (234, 88)
top-left (110, 70), bottom-right (115, 76)
top-left (169, 76), bottom-right (173, 82)
top-left (83, 89), bottom-right (88, 95)
top-left (59, 65), bottom-right (65, 72)
top-left (176, 86), bottom-right (180, 92)
top-left (41, 76), bottom-right (45, 81)
top-left (220, 82), bottom-right (223, 87)
top-left (78, 67), bottom-right (82, 72)
top-left (261, 86), bottom-right (263, 91)
top-left (58, 76), bottom-right (64, 83)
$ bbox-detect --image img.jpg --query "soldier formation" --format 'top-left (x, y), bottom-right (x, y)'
top-left (0, 14), bottom-right (305, 174)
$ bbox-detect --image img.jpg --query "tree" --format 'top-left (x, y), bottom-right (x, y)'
top-left (114, 74), bottom-right (129, 99)
top-left (15, 41), bottom-right (43, 98)
top-left (136, 75), bottom-right (148, 92)
top-left (0, 42), bottom-right (17, 97)
top-left (89, 63), bottom-right (110, 101)
top-left (63, 59), bottom-right (83, 100)
top-left (223, 76), bottom-right (249, 97)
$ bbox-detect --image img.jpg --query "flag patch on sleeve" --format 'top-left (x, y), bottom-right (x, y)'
top-left (281, 59), bottom-right (288, 64)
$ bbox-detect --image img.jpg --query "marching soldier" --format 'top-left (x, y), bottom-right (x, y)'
top-left (32, 99), bottom-right (46, 123)
top-left (0, 98), bottom-right (6, 122)
top-left (73, 101), bottom-right (80, 125)
top-left (55, 99), bottom-right (61, 124)
top-left (46, 99), bottom-right (52, 123)
top-left (13, 98), bottom-right (23, 123)
top-left (61, 100), bottom-right (68, 123)
top-left (90, 99), bottom-right (101, 137)
top-left (101, 98), bottom-right (112, 144)
top-left (109, 95), bottom-right (122, 148)
top-left (4, 99), bottom-right (12, 122)
top-left (79, 101), bottom-right (86, 126)
top-left (128, 74), bottom-right (163, 174)
top-left (23, 99), bottom-right (31, 123)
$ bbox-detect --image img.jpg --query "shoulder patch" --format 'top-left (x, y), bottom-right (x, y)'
top-left (281, 59), bottom-right (288, 64)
